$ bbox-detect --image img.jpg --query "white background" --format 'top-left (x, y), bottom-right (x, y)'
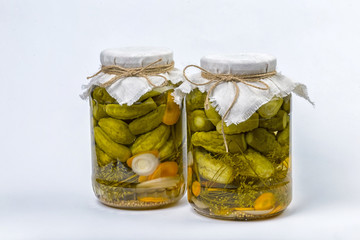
top-left (1, 0), bottom-right (360, 239)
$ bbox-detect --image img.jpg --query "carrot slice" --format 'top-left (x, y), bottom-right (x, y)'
top-left (187, 167), bottom-right (193, 185)
top-left (162, 91), bottom-right (181, 125)
top-left (138, 197), bottom-right (168, 203)
top-left (234, 207), bottom-right (255, 211)
top-left (187, 167), bottom-right (193, 201)
top-left (254, 192), bottom-right (276, 210)
top-left (138, 176), bottom-right (148, 182)
top-left (126, 150), bottom-right (159, 168)
top-left (148, 161), bottom-right (178, 180)
top-left (191, 181), bottom-right (201, 197)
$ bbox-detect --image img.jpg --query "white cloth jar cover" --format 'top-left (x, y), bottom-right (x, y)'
top-left (174, 53), bottom-right (313, 126)
top-left (81, 47), bottom-right (183, 105)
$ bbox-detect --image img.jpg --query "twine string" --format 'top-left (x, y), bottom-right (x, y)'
top-left (87, 59), bottom-right (174, 88)
top-left (183, 65), bottom-right (275, 152)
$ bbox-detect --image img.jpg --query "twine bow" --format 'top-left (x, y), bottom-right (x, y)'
top-left (183, 65), bottom-right (276, 152)
top-left (87, 59), bottom-right (174, 88)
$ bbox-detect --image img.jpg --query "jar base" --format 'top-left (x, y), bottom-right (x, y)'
top-left (192, 206), bottom-right (285, 221)
top-left (93, 179), bottom-right (185, 209)
top-left (98, 196), bottom-right (181, 209)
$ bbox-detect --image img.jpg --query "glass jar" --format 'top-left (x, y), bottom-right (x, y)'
top-left (87, 47), bottom-right (185, 209)
top-left (185, 54), bottom-right (293, 220)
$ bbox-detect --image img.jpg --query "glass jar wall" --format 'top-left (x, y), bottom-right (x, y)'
top-left (90, 86), bottom-right (185, 209)
top-left (186, 89), bottom-right (292, 220)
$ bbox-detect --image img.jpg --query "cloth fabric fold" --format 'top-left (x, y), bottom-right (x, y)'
top-left (174, 72), bottom-right (313, 126)
top-left (81, 68), bottom-right (183, 106)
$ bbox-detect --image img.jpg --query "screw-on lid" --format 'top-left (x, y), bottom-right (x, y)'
top-left (100, 47), bottom-right (173, 68)
top-left (200, 53), bottom-right (277, 75)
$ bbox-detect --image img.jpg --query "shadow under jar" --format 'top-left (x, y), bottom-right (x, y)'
top-left (87, 47), bottom-right (185, 209)
top-left (185, 54), bottom-right (293, 220)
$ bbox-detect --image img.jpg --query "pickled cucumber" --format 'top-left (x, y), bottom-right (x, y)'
top-left (174, 120), bottom-right (183, 148)
top-left (92, 117), bottom-right (97, 128)
top-left (129, 104), bottom-right (166, 135)
top-left (159, 139), bottom-right (175, 160)
top-left (94, 126), bottom-right (131, 162)
top-left (138, 90), bottom-right (162, 102)
top-left (92, 100), bottom-right (108, 120)
top-left (277, 125), bottom-right (290, 146)
top-left (130, 124), bottom-right (170, 155)
top-left (191, 131), bottom-right (247, 154)
top-left (98, 118), bottom-right (135, 144)
top-left (259, 110), bottom-right (288, 131)
top-left (186, 89), bottom-right (207, 111)
top-left (194, 149), bottom-right (234, 184)
top-left (245, 128), bottom-right (285, 164)
top-left (92, 87), bottom-right (116, 104)
top-left (216, 113), bottom-right (259, 134)
top-left (282, 95), bottom-right (291, 113)
top-left (189, 110), bottom-right (215, 132)
top-left (106, 97), bottom-right (157, 120)
top-left (205, 105), bottom-right (221, 126)
top-left (257, 97), bottom-right (283, 118)
top-left (153, 93), bottom-right (167, 105)
top-left (95, 147), bottom-right (114, 167)
top-left (236, 149), bottom-right (274, 178)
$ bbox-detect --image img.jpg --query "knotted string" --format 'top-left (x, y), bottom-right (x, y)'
top-left (87, 59), bottom-right (174, 88)
top-left (183, 65), bottom-right (276, 152)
